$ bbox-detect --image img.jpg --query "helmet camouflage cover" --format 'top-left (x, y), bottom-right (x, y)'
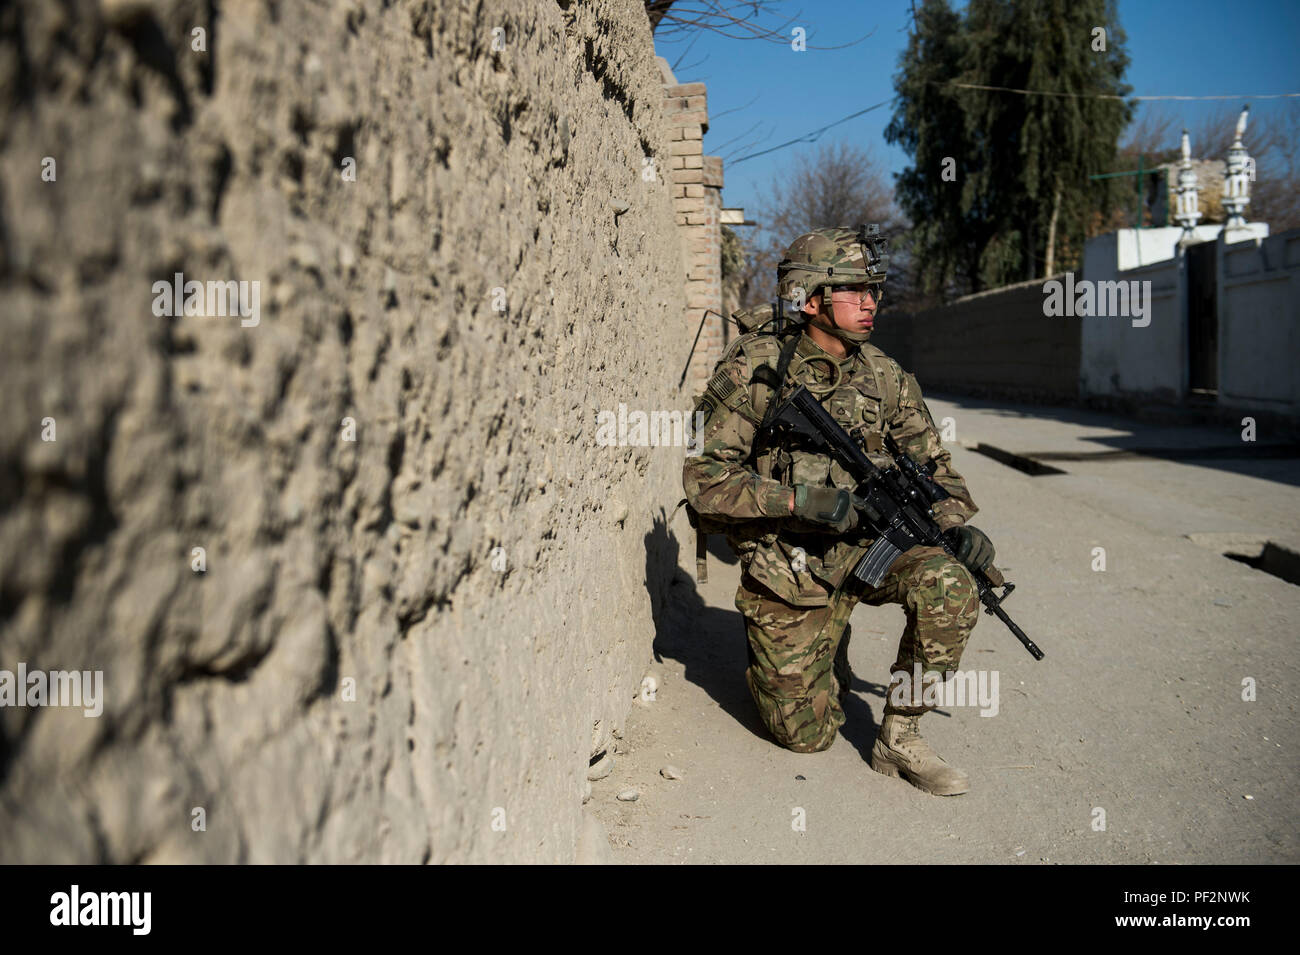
top-left (777, 225), bottom-right (888, 305)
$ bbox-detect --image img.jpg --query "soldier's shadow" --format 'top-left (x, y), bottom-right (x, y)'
top-left (645, 518), bottom-right (891, 762)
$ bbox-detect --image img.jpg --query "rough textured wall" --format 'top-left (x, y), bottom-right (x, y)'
top-left (0, 0), bottom-right (686, 863)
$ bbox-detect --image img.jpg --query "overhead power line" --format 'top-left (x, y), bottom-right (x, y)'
top-left (942, 81), bottom-right (1300, 102)
top-left (728, 98), bottom-right (894, 165)
top-left (723, 84), bottom-right (1300, 167)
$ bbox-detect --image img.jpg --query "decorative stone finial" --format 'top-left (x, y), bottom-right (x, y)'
top-left (1222, 105), bottom-right (1253, 228)
top-left (1173, 129), bottom-right (1201, 234)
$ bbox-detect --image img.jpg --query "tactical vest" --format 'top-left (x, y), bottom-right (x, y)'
top-left (682, 304), bottom-right (903, 583)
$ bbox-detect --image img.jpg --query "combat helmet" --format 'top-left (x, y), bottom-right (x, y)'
top-left (777, 225), bottom-right (889, 344)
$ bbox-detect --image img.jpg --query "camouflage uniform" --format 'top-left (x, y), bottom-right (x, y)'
top-left (682, 232), bottom-right (983, 757)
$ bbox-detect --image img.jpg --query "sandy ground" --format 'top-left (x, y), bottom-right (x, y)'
top-left (589, 394), bottom-right (1300, 864)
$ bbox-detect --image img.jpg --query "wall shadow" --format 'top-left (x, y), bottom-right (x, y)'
top-left (643, 515), bottom-right (769, 743)
top-left (932, 391), bottom-right (1300, 488)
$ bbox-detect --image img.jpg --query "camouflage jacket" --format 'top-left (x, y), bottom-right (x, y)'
top-left (682, 326), bottom-right (978, 607)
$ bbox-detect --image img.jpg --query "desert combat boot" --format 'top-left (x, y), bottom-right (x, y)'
top-left (870, 713), bottom-right (970, 796)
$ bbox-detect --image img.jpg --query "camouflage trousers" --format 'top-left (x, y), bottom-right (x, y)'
top-left (735, 545), bottom-right (980, 753)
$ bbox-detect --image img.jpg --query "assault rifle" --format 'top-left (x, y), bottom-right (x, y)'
top-left (769, 385), bottom-right (1044, 660)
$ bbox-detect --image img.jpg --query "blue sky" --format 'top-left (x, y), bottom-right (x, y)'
top-left (652, 0), bottom-right (1300, 219)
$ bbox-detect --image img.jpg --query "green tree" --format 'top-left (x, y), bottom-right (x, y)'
top-left (884, 0), bottom-right (974, 297)
top-left (888, 0), bottom-right (1134, 295)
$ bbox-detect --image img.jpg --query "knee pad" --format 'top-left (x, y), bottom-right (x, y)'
top-left (910, 554), bottom-right (979, 628)
top-left (747, 670), bottom-right (842, 753)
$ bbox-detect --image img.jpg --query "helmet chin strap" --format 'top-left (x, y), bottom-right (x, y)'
top-left (810, 297), bottom-right (872, 345)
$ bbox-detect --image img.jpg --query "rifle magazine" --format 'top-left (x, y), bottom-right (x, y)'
top-left (853, 534), bottom-right (903, 588)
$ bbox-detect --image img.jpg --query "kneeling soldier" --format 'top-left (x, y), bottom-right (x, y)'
top-left (682, 227), bottom-right (997, 795)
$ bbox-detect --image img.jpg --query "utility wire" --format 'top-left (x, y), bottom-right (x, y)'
top-left (728, 98), bottom-right (894, 165)
top-left (942, 81), bottom-right (1300, 102)
top-left (723, 84), bottom-right (1300, 167)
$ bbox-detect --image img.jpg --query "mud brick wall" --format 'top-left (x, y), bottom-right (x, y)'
top-left (0, 0), bottom-right (687, 863)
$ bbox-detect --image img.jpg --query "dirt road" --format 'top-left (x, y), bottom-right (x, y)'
top-left (589, 395), bottom-right (1300, 864)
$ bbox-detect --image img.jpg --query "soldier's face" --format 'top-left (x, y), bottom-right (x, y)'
top-left (806, 285), bottom-right (877, 333)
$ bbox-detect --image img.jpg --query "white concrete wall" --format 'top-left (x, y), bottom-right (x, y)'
top-left (1218, 229), bottom-right (1300, 415)
top-left (1104, 224), bottom-right (1265, 271)
top-left (1082, 225), bottom-right (1296, 416)
top-left (1081, 232), bottom-right (1186, 399)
